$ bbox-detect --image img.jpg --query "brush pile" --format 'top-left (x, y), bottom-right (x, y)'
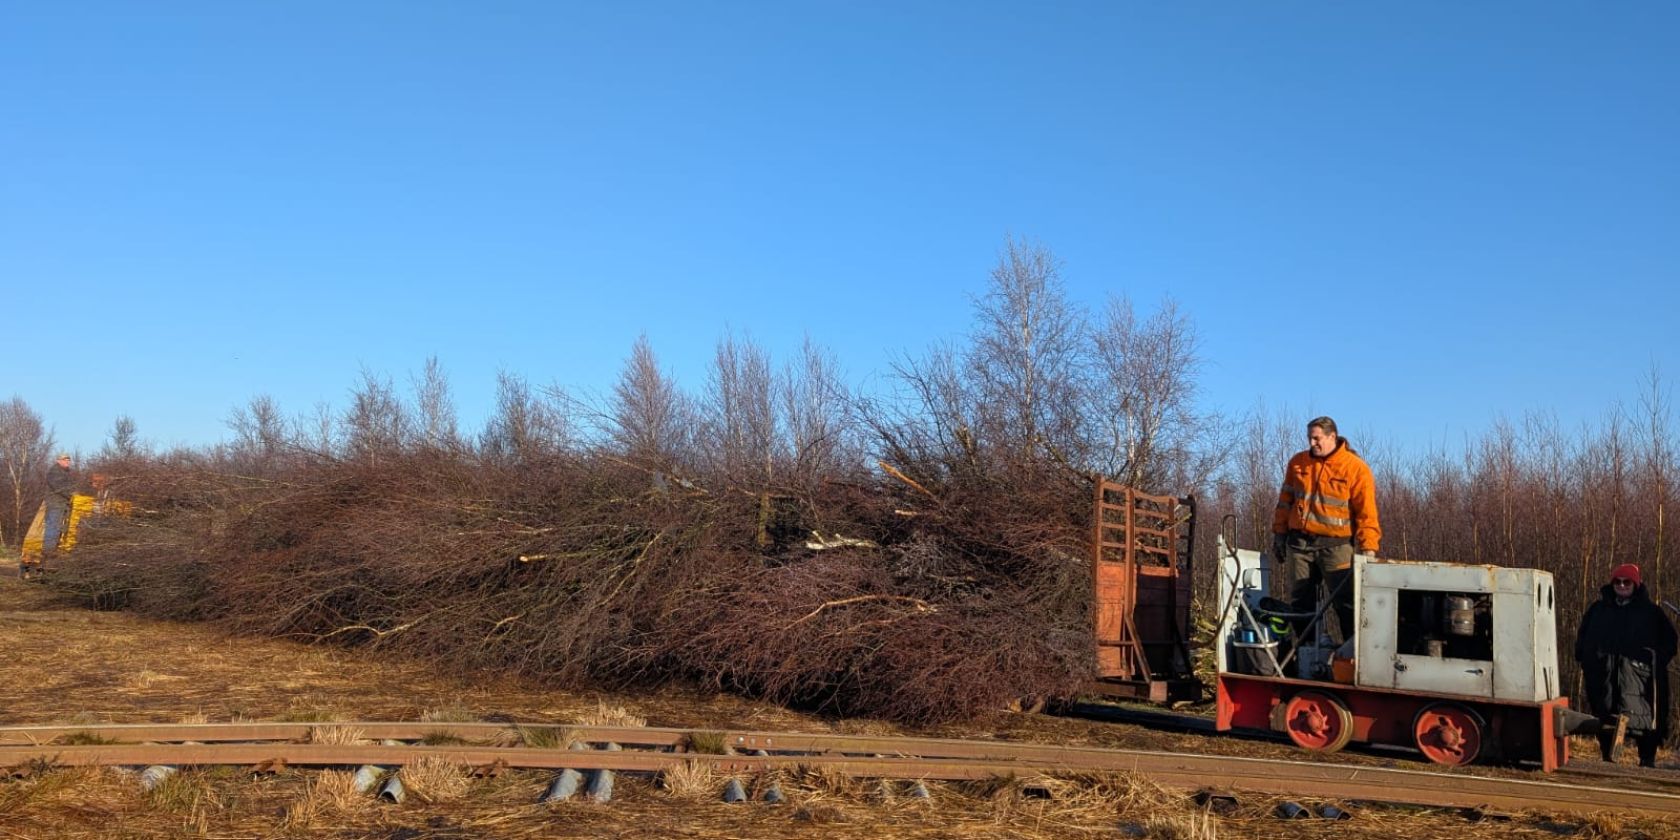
top-left (58, 446), bottom-right (1097, 723)
top-left (52, 239), bottom-right (1212, 723)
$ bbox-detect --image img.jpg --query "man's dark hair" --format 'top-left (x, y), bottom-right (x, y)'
top-left (1308, 416), bottom-right (1338, 436)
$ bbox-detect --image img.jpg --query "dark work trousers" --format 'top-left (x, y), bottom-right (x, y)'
top-left (1600, 731), bottom-right (1661, 767)
top-left (40, 501), bottom-right (69, 559)
top-left (1283, 533), bottom-right (1355, 647)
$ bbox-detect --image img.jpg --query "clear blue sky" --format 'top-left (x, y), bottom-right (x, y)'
top-left (5, 2), bottom-right (1677, 457)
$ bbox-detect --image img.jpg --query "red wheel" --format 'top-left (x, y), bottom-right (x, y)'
top-left (1282, 691), bottom-right (1354, 753)
top-left (1413, 703), bottom-right (1483, 766)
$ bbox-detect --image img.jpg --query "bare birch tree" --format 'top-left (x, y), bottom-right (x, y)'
top-left (0, 397), bottom-right (53, 546)
top-left (414, 356), bottom-right (462, 452)
top-left (343, 369), bottom-right (412, 463)
top-left (1091, 296), bottom-right (1203, 489)
top-left (780, 336), bottom-right (857, 492)
top-left (610, 335), bottom-right (691, 471)
top-left (965, 236), bottom-right (1087, 472)
top-left (478, 372), bottom-right (568, 465)
top-left (1640, 366), bottom-right (1672, 596)
top-left (702, 331), bottom-right (776, 487)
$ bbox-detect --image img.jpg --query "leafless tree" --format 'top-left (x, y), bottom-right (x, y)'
top-left (343, 369), bottom-right (412, 462)
top-left (869, 341), bottom-right (976, 491)
top-left (1640, 366), bottom-right (1672, 595)
top-left (610, 334), bottom-right (691, 471)
top-left (297, 401), bottom-right (339, 457)
top-left (414, 356), bottom-right (461, 452)
top-left (480, 371), bottom-right (568, 465)
top-left (1225, 405), bottom-right (1299, 551)
top-left (965, 236), bottom-right (1087, 468)
top-left (780, 336), bottom-right (858, 493)
top-left (701, 331), bottom-right (776, 487)
top-left (228, 395), bottom-right (289, 469)
top-left (1604, 407), bottom-right (1629, 574)
top-left (0, 397), bottom-right (53, 546)
top-left (1091, 296), bottom-right (1205, 490)
top-left (99, 415), bottom-right (142, 461)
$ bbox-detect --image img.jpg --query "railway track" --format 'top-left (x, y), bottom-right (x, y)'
top-left (1068, 700), bottom-right (1680, 791)
top-left (3, 721), bottom-right (1678, 818)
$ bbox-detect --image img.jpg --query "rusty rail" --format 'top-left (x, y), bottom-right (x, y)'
top-left (2, 722), bottom-right (1678, 817)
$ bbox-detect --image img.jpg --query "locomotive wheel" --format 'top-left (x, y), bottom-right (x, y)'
top-left (1282, 690), bottom-right (1354, 753)
top-left (1413, 702), bottom-right (1483, 766)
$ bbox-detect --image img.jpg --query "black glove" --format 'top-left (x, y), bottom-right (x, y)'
top-left (1270, 532), bottom-right (1288, 562)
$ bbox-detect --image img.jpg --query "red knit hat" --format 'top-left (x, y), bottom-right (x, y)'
top-left (1611, 563), bottom-right (1642, 586)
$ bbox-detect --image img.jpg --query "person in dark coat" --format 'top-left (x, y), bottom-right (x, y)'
top-left (40, 453), bottom-right (76, 560)
top-left (1575, 563), bottom-right (1677, 767)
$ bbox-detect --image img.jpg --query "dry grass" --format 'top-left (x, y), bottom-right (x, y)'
top-left (7, 578), bottom-right (1680, 840)
top-left (302, 724), bottom-right (367, 745)
top-left (419, 704), bottom-right (478, 723)
top-left (419, 728), bottom-right (473, 746)
top-left (53, 731), bottom-right (123, 745)
top-left (0, 767), bottom-right (103, 812)
top-left (575, 700), bottom-right (647, 728)
top-left (401, 755), bottom-right (472, 803)
top-left (282, 769), bottom-right (372, 829)
top-left (120, 669), bottom-right (183, 690)
top-left (685, 730), bottom-right (728, 755)
top-left (1144, 811), bottom-right (1220, 840)
top-left (964, 772), bottom-right (1228, 839)
top-left (277, 707), bottom-right (348, 723)
top-left (659, 759), bottom-right (720, 800)
top-left (519, 725), bottom-right (575, 749)
top-left (145, 769), bottom-right (220, 815)
top-left (787, 763), bottom-right (874, 802)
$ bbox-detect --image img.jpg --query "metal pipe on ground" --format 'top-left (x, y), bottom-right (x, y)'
top-left (586, 743), bottom-right (622, 803)
top-left (138, 765), bottom-right (177, 791)
top-left (541, 742), bottom-right (591, 803)
top-left (352, 765), bottom-right (385, 794)
top-left (1276, 801), bottom-right (1309, 819)
top-left (354, 738), bottom-right (405, 795)
top-left (378, 773), bottom-right (406, 803)
top-left (722, 778), bottom-right (746, 803)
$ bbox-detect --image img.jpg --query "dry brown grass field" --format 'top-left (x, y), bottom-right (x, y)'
top-left (0, 562), bottom-right (1675, 840)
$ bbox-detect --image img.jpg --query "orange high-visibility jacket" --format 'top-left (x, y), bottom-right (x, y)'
top-left (1271, 441), bottom-right (1381, 553)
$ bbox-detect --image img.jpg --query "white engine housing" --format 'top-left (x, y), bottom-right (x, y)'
top-left (1357, 558), bottom-right (1561, 702)
top-left (1216, 538), bottom-right (1563, 703)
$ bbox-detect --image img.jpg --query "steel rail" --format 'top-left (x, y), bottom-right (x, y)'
top-left (1, 727), bottom-right (1678, 817)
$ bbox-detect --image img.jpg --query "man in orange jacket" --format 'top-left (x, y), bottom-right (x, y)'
top-left (1270, 416), bottom-right (1381, 649)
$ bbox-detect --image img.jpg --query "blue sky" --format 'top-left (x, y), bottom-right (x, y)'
top-left (4, 2), bottom-right (1677, 458)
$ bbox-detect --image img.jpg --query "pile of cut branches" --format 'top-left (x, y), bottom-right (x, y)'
top-left (58, 449), bottom-right (1093, 723)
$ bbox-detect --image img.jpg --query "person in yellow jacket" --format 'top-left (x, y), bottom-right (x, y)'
top-left (1270, 416), bottom-right (1381, 648)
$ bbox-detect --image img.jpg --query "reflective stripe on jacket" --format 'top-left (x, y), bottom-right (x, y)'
top-left (1270, 441), bottom-right (1381, 553)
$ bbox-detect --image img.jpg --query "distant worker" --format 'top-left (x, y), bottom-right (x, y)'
top-left (41, 453), bottom-right (76, 562)
top-left (1270, 416), bottom-right (1381, 648)
top-left (1575, 563), bottom-right (1676, 768)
